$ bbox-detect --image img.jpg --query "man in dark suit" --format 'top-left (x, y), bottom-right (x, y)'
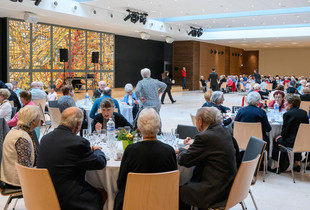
top-left (235, 91), bottom-right (272, 147)
top-left (271, 94), bottom-right (309, 172)
top-left (301, 87), bottom-right (310, 101)
top-left (177, 107), bottom-right (237, 210)
top-left (252, 69), bottom-right (261, 84)
top-left (208, 67), bottom-right (219, 91)
top-left (37, 107), bottom-right (107, 210)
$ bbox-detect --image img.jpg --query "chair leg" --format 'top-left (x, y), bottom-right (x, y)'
top-left (305, 152), bottom-right (308, 173)
top-left (4, 195), bottom-right (13, 210)
top-left (249, 189), bottom-right (258, 210)
top-left (276, 150), bottom-right (281, 174)
top-left (240, 201), bottom-right (246, 210)
top-left (287, 151), bottom-right (295, 183)
top-left (12, 198), bottom-right (19, 210)
top-left (263, 150), bottom-right (267, 182)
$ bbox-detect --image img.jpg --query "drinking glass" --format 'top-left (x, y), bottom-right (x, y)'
top-left (124, 126), bottom-right (131, 133)
top-left (83, 129), bottom-right (89, 138)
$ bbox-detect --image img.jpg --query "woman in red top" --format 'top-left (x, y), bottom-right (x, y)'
top-left (268, 90), bottom-right (285, 111)
top-left (181, 67), bottom-right (186, 89)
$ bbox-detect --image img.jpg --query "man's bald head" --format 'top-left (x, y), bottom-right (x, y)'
top-left (60, 107), bottom-right (83, 132)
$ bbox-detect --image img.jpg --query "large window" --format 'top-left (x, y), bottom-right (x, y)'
top-left (8, 19), bottom-right (115, 89)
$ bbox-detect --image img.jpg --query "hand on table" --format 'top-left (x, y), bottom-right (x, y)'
top-left (184, 137), bottom-right (194, 145)
top-left (92, 146), bottom-right (102, 151)
top-left (95, 122), bottom-right (102, 131)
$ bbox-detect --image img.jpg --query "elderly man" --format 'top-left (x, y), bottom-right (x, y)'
top-left (89, 87), bottom-right (120, 118)
top-left (37, 107), bottom-right (107, 210)
top-left (114, 108), bottom-right (177, 210)
top-left (30, 81), bottom-right (47, 100)
top-left (135, 68), bottom-right (166, 114)
top-left (235, 91), bottom-right (272, 146)
top-left (93, 81), bottom-right (107, 99)
top-left (177, 107), bottom-right (237, 210)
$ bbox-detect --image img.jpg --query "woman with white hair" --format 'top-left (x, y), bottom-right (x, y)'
top-left (235, 91), bottom-right (271, 146)
top-left (114, 108), bottom-right (177, 210)
top-left (0, 88), bottom-right (12, 121)
top-left (1, 106), bottom-right (41, 188)
top-left (249, 83), bottom-right (269, 99)
top-left (121, 83), bottom-right (139, 119)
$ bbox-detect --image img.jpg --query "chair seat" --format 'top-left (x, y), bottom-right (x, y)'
top-left (1, 187), bottom-right (22, 195)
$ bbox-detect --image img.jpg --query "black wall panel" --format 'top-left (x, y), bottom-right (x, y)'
top-left (0, 18), bottom-right (7, 82)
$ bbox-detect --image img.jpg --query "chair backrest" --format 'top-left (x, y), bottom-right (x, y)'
top-left (11, 107), bottom-right (17, 119)
top-left (233, 122), bottom-right (262, 150)
top-left (33, 99), bottom-right (46, 113)
top-left (123, 170), bottom-right (179, 210)
top-left (15, 163), bottom-right (61, 210)
top-left (242, 136), bottom-right (266, 184)
top-left (220, 82), bottom-right (227, 89)
top-left (176, 124), bottom-right (199, 139)
top-left (48, 107), bottom-right (61, 129)
top-left (48, 100), bottom-right (58, 108)
top-left (190, 114), bottom-right (196, 126)
top-left (37, 103), bottom-right (46, 122)
top-left (293, 123), bottom-right (310, 152)
top-left (239, 83), bottom-right (245, 91)
top-left (225, 155), bottom-right (260, 210)
top-left (266, 83), bottom-right (273, 91)
top-left (300, 101), bottom-right (310, 116)
top-left (9, 100), bottom-right (14, 107)
top-left (0, 118), bottom-right (10, 164)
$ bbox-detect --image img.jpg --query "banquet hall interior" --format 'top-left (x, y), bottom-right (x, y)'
top-left (1, 0), bottom-right (310, 209)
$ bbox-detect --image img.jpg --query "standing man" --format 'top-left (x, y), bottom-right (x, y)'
top-left (208, 67), bottom-right (219, 91)
top-left (181, 67), bottom-right (187, 89)
top-left (252, 69), bottom-right (261, 84)
top-left (93, 81), bottom-right (107, 99)
top-left (37, 107), bottom-right (107, 210)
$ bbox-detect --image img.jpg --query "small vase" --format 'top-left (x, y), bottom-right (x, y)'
top-left (122, 140), bottom-right (129, 150)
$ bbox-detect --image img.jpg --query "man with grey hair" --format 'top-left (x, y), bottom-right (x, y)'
top-left (93, 80), bottom-right (107, 98)
top-left (114, 108), bottom-right (177, 210)
top-left (30, 81), bottom-right (47, 100)
top-left (235, 91), bottom-right (271, 145)
top-left (177, 107), bottom-right (237, 210)
top-left (135, 68), bottom-right (166, 114)
top-left (38, 107), bottom-right (107, 210)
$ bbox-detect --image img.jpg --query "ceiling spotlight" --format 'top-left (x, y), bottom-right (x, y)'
top-left (188, 26), bottom-right (203, 37)
top-left (10, 0), bottom-right (23, 2)
top-left (34, 0), bottom-right (42, 6)
top-left (165, 36), bottom-right (174, 44)
top-left (140, 32), bottom-right (150, 40)
top-left (124, 9), bottom-right (148, 24)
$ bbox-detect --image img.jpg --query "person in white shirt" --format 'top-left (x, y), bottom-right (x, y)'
top-left (47, 84), bottom-right (57, 101)
top-left (0, 88), bottom-right (12, 121)
top-left (30, 81), bottom-right (47, 100)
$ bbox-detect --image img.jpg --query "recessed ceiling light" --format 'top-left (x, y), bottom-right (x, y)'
top-left (273, 17), bottom-right (277, 20)
top-left (304, 20), bottom-right (308, 23)
top-left (150, 1), bottom-right (153, 4)
top-left (252, 18), bottom-right (256, 21)
top-left (251, 4), bottom-right (254, 8)
top-left (283, 21), bottom-right (286, 24)
top-left (202, 9), bottom-right (205, 12)
top-left (296, 15), bottom-right (300, 18)
top-left (226, 25), bottom-right (229, 27)
top-left (232, 20), bottom-right (235, 22)
top-left (243, 23), bottom-right (247, 26)
top-left (212, 20), bottom-right (216, 23)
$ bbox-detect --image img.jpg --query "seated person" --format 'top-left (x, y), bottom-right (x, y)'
top-left (1, 106), bottom-right (41, 188)
top-left (301, 87), bottom-right (310, 101)
top-left (57, 85), bottom-right (76, 113)
top-left (249, 83), bottom-right (269, 100)
top-left (200, 76), bottom-right (207, 92)
top-left (121, 83), bottom-right (139, 120)
top-left (46, 84), bottom-right (57, 109)
top-left (93, 81), bottom-right (107, 99)
top-left (271, 94), bottom-right (309, 172)
top-left (235, 92), bottom-right (272, 147)
top-left (201, 89), bottom-right (213, 107)
top-left (0, 89), bottom-right (12, 121)
top-left (270, 85), bottom-right (284, 100)
top-left (8, 91), bottom-right (35, 128)
top-left (268, 91), bottom-right (285, 111)
top-left (37, 107), bottom-right (107, 210)
top-left (30, 81), bottom-right (47, 100)
top-left (92, 98), bottom-right (132, 132)
top-left (0, 80), bottom-right (21, 111)
top-left (297, 79), bottom-right (307, 94)
top-left (114, 108), bottom-right (177, 210)
top-left (177, 107), bottom-right (237, 210)
top-left (11, 80), bottom-right (22, 97)
top-left (205, 91), bottom-right (234, 126)
top-left (286, 80), bottom-right (298, 94)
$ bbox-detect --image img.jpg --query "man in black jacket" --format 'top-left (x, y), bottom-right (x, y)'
top-left (252, 69), bottom-right (261, 84)
top-left (208, 67), bottom-right (219, 91)
top-left (38, 107), bottom-right (107, 210)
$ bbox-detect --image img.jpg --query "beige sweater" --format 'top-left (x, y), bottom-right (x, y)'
top-left (1, 128), bottom-right (34, 186)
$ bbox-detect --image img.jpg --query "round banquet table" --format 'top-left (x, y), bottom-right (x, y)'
top-left (119, 104), bottom-right (133, 124)
top-left (85, 159), bottom-right (194, 210)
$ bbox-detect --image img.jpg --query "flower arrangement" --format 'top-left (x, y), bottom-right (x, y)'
top-left (117, 129), bottom-right (137, 143)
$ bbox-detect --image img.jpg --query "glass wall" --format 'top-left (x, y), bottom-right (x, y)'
top-left (8, 19), bottom-right (114, 90)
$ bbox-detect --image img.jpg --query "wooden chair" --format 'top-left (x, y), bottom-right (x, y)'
top-left (123, 170), bottom-right (179, 210)
top-left (220, 82), bottom-right (227, 92)
top-left (210, 155), bottom-right (261, 210)
top-left (239, 83), bottom-right (245, 92)
top-left (199, 82), bottom-right (206, 92)
top-left (176, 124), bottom-right (199, 139)
top-left (266, 83), bottom-right (273, 91)
top-left (38, 103), bottom-right (51, 135)
top-left (233, 122), bottom-right (262, 150)
top-left (15, 163), bottom-right (61, 210)
top-left (0, 187), bottom-right (23, 210)
top-left (190, 114), bottom-right (196, 126)
top-left (9, 100), bottom-right (14, 107)
top-left (48, 107), bottom-right (61, 129)
top-left (300, 101), bottom-right (310, 116)
top-left (276, 124), bottom-right (310, 183)
top-left (33, 99), bottom-right (47, 113)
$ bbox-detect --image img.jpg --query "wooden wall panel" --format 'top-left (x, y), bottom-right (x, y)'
top-left (229, 47), bottom-right (244, 76)
top-left (192, 42), bottom-right (200, 90)
top-left (243, 51), bottom-right (258, 76)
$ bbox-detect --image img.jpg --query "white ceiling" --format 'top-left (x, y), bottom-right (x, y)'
top-left (1, 0), bottom-right (310, 50)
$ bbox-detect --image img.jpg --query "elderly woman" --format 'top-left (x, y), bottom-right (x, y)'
top-left (177, 107), bottom-right (237, 209)
top-left (0, 89), bottom-right (12, 121)
top-left (270, 85), bottom-right (284, 100)
top-left (205, 91), bottom-right (234, 126)
top-left (235, 91), bottom-right (272, 146)
top-left (297, 79), bottom-right (307, 94)
top-left (121, 83), bottom-right (139, 119)
top-left (8, 90), bottom-right (35, 128)
top-left (202, 89), bottom-right (213, 107)
top-left (114, 108), bottom-right (177, 210)
top-left (250, 83), bottom-right (269, 99)
top-left (1, 106), bottom-right (41, 188)
top-left (268, 91), bottom-right (285, 111)
top-left (271, 94), bottom-right (309, 172)
top-left (92, 98), bottom-right (132, 132)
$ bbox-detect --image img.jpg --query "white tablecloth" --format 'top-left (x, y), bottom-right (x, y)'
top-left (119, 105), bottom-right (133, 124)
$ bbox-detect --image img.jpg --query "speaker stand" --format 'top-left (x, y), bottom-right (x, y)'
top-left (63, 62), bottom-right (66, 87)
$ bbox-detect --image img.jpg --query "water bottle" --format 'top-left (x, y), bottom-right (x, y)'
top-left (107, 118), bottom-right (115, 142)
top-left (273, 101), bottom-right (279, 112)
top-left (85, 92), bottom-right (89, 100)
